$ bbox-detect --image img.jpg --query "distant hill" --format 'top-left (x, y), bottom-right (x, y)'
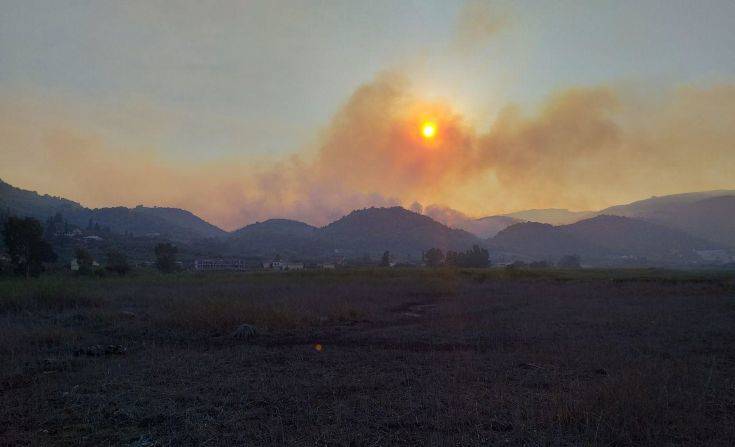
top-left (601, 192), bottom-right (735, 248)
top-left (80, 206), bottom-right (226, 240)
top-left (3, 177), bottom-right (734, 264)
top-left (0, 179), bottom-right (225, 241)
top-left (469, 215), bottom-right (523, 239)
top-left (424, 205), bottom-right (520, 238)
top-left (319, 207), bottom-right (480, 258)
top-left (560, 215), bottom-right (718, 261)
top-left (489, 221), bottom-right (604, 260)
top-left (489, 215), bottom-right (721, 265)
top-left (503, 208), bottom-right (595, 225)
top-left (228, 219), bottom-right (319, 257)
top-left (601, 190), bottom-right (735, 216)
top-left (0, 178), bottom-right (86, 218)
top-left (227, 207), bottom-right (480, 260)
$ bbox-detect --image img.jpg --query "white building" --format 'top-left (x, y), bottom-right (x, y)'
top-left (696, 250), bottom-right (733, 263)
top-left (264, 260), bottom-right (304, 271)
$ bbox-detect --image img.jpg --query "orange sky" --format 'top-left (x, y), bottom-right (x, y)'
top-left (2, 2), bottom-right (735, 229)
top-left (2, 74), bottom-right (735, 230)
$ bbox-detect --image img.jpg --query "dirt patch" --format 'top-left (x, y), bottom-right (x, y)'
top-left (2, 271), bottom-right (735, 446)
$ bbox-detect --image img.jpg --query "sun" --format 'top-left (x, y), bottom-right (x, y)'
top-left (421, 121), bottom-right (437, 139)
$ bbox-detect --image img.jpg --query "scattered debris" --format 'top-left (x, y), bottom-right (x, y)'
top-left (517, 362), bottom-right (545, 370)
top-left (42, 357), bottom-right (71, 373)
top-left (231, 324), bottom-right (258, 339)
top-left (119, 310), bottom-right (137, 319)
top-left (128, 434), bottom-right (157, 447)
top-left (488, 421), bottom-right (514, 432)
top-left (74, 345), bottom-right (127, 357)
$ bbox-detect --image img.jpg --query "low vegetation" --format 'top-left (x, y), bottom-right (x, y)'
top-left (2, 268), bottom-right (734, 445)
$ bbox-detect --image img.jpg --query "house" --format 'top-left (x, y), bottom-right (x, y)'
top-left (283, 262), bottom-right (304, 271)
top-left (56, 228), bottom-right (83, 238)
top-left (194, 259), bottom-right (245, 271)
top-left (264, 259), bottom-right (304, 271)
top-left (696, 250), bottom-right (733, 263)
top-left (70, 258), bottom-right (100, 271)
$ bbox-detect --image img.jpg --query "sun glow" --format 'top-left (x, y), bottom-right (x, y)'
top-left (421, 121), bottom-right (437, 139)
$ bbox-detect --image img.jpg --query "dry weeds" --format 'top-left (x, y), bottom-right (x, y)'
top-left (1, 269), bottom-right (734, 446)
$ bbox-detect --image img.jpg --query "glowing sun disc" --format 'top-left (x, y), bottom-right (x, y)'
top-left (421, 121), bottom-right (437, 139)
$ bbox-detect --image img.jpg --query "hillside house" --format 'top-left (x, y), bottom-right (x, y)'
top-left (194, 259), bottom-right (245, 271)
top-left (70, 258), bottom-right (100, 271)
top-left (264, 259), bottom-right (304, 271)
top-left (56, 228), bottom-right (82, 238)
top-left (696, 250), bottom-right (733, 263)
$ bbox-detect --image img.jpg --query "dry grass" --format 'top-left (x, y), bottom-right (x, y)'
top-left (1, 268), bottom-right (734, 446)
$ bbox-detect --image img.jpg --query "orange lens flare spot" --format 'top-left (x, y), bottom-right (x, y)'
top-left (314, 343), bottom-right (323, 352)
top-left (421, 121), bottom-right (437, 139)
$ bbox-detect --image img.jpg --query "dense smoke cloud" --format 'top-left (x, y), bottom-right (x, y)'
top-left (1, 76), bottom-right (735, 230)
top-left (452, 0), bottom-right (509, 53)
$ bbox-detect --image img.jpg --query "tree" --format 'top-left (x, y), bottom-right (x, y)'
top-left (529, 261), bottom-right (550, 269)
top-left (445, 251), bottom-right (459, 266)
top-left (380, 251), bottom-right (391, 267)
top-left (106, 250), bottom-right (130, 275)
top-left (154, 242), bottom-right (178, 273)
top-left (557, 254), bottom-right (582, 269)
top-left (505, 260), bottom-right (528, 270)
top-left (2, 216), bottom-right (57, 277)
top-left (74, 247), bottom-right (95, 275)
top-left (459, 245), bottom-right (490, 268)
top-left (444, 245), bottom-right (490, 268)
top-left (423, 248), bottom-right (444, 267)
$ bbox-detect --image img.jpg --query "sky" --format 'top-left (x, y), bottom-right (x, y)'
top-left (1, 0), bottom-right (735, 229)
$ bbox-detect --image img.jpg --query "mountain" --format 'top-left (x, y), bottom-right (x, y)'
top-left (228, 219), bottom-right (318, 257)
top-left (0, 178), bottom-right (86, 218)
top-left (489, 215), bottom-right (721, 265)
top-left (503, 208), bottom-right (595, 225)
top-left (0, 179), bottom-right (225, 241)
top-left (469, 215), bottom-right (523, 239)
top-left (423, 205), bottom-right (520, 238)
top-left (560, 215), bottom-right (718, 261)
top-left (601, 190), bottom-right (735, 216)
top-left (489, 222), bottom-right (604, 260)
top-left (601, 192), bottom-right (735, 247)
top-left (227, 208), bottom-right (480, 260)
top-left (4, 177), bottom-right (734, 264)
top-left (319, 207), bottom-right (480, 258)
top-left (79, 206), bottom-right (226, 240)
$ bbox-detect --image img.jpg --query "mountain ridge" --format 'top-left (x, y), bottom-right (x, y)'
top-left (2, 178), bottom-right (734, 264)
top-left (0, 179), bottom-right (226, 241)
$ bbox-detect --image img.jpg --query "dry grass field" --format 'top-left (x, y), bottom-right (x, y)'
top-left (2, 268), bottom-right (734, 446)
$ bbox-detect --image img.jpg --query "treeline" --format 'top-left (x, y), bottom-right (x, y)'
top-left (423, 245), bottom-right (490, 268)
top-left (505, 255), bottom-right (581, 270)
top-left (1, 215), bottom-right (181, 278)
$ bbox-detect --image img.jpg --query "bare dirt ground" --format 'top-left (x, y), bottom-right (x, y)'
top-left (2, 269), bottom-right (735, 446)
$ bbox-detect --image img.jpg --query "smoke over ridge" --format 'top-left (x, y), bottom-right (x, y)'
top-left (1, 75), bottom-right (735, 230)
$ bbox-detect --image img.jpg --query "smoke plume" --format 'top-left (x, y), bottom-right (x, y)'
top-left (1, 76), bottom-right (735, 230)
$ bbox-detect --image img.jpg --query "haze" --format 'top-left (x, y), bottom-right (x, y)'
top-left (2, 0), bottom-right (735, 230)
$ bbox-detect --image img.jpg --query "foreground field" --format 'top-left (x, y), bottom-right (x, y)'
top-left (2, 269), bottom-right (734, 446)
